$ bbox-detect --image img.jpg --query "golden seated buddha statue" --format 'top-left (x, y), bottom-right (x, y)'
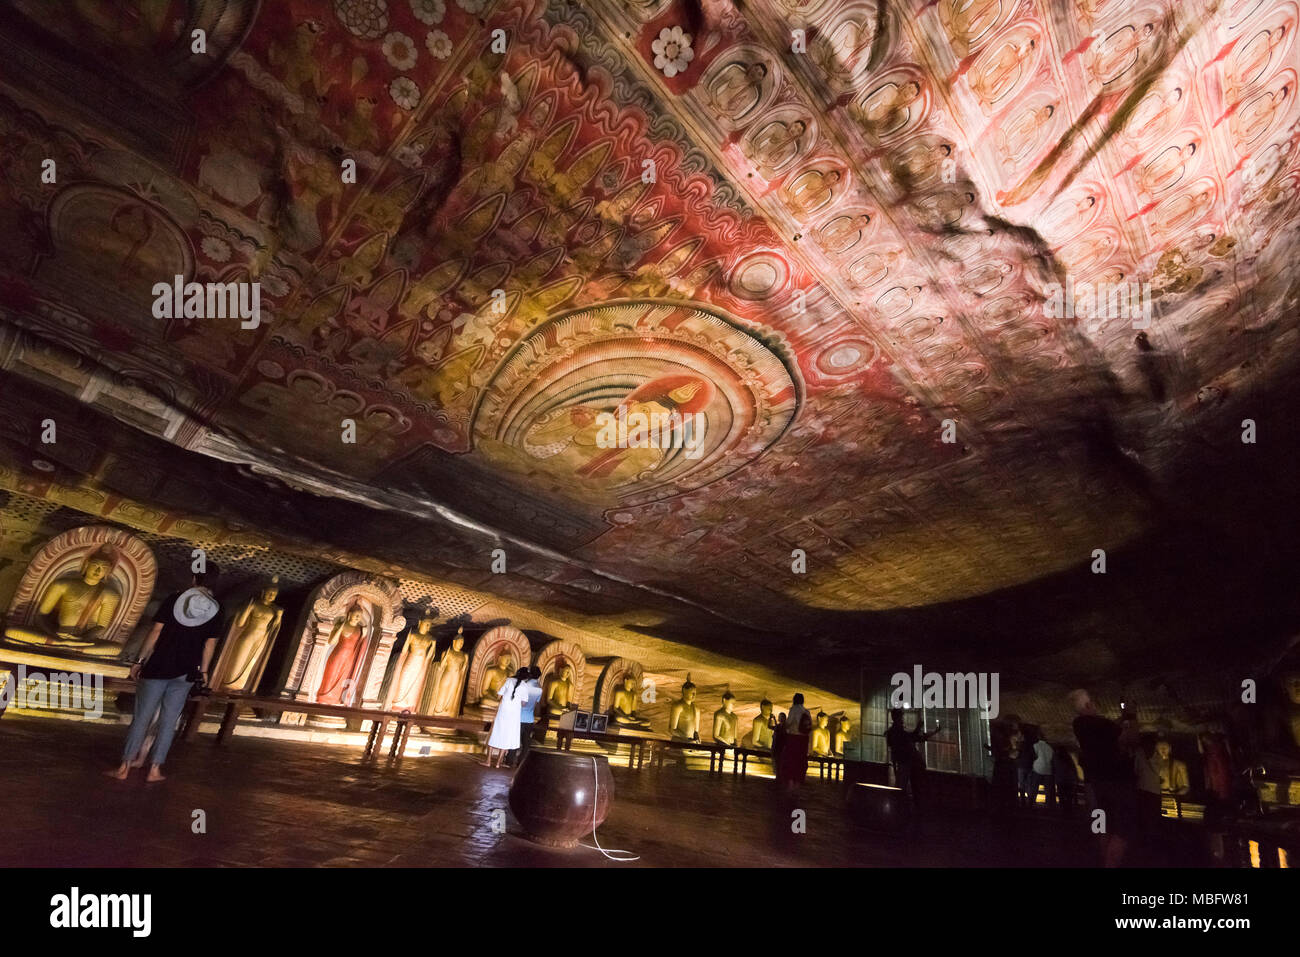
top-left (4, 548), bottom-right (125, 658)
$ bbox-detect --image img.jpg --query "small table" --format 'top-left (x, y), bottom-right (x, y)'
top-left (554, 727), bottom-right (655, 769)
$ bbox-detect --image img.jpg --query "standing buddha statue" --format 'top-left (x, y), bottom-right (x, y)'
top-left (317, 605), bottom-right (367, 705)
top-left (215, 577), bottom-right (283, 693)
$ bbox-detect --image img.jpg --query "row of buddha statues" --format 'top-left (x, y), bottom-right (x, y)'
top-left (0, 525), bottom-right (289, 693)
top-left (0, 525), bottom-right (855, 753)
top-left (653, 675), bottom-right (853, 755)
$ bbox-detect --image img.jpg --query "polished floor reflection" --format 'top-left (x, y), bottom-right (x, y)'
top-left (0, 718), bottom-right (1211, 867)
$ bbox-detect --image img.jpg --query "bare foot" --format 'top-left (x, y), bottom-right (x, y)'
top-left (145, 766), bottom-right (166, 783)
top-left (104, 764), bottom-right (130, 780)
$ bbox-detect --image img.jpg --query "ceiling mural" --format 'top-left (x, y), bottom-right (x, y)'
top-left (0, 0), bottom-right (1298, 694)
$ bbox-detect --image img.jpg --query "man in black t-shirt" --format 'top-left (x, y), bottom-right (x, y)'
top-left (1070, 688), bottom-right (1136, 867)
top-left (107, 566), bottom-right (224, 783)
top-left (886, 708), bottom-right (941, 808)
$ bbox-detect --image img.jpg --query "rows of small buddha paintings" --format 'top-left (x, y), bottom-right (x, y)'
top-left (0, 523), bottom-right (857, 751)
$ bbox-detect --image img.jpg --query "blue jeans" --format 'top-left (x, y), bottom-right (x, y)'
top-left (122, 677), bottom-right (192, 767)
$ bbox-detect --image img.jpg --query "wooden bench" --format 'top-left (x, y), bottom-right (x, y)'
top-left (652, 737), bottom-right (729, 774)
top-left (191, 692), bottom-right (493, 761)
top-left (810, 754), bottom-right (846, 780)
top-left (554, 727), bottom-right (657, 769)
top-left (733, 746), bottom-right (773, 776)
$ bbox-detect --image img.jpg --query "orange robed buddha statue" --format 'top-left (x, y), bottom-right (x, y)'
top-left (4, 547), bottom-right (125, 658)
top-left (317, 605), bottom-right (366, 705)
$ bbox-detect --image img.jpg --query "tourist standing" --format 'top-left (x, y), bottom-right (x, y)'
top-left (509, 666), bottom-right (543, 768)
top-left (885, 708), bottom-right (941, 808)
top-left (1014, 723), bottom-right (1035, 807)
top-left (771, 711), bottom-right (787, 771)
top-left (988, 717), bottom-right (1018, 817)
top-left (108, 566), bottom-right (224, 783)
top-left (483, 669), bottom-right (528, 768)
top-left (1026, 727), bottom-right (1055, 807)
top-left (776, 695), bottom-right (811, 790)
top-left (1070, 689), bottom-right (1137, 867)
top-left (1053, 744), bottom-right (1079, 815)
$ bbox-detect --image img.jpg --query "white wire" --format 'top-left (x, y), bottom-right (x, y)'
top-left (577, 755), bottom-right (640, 861)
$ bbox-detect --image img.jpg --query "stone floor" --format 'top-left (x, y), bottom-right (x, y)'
top-left (0, 717), bottom-right (1206, 867)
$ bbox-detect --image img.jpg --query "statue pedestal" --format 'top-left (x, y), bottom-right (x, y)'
top-left (308, 714), bottom-right (348, 730)
top-left (0, 642), bottom-right (130, 679)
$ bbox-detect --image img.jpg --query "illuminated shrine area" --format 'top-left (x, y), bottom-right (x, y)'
top-left (0, 0), bottom-right (1298, 875)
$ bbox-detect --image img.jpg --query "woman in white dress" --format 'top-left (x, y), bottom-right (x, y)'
top-left (483, 668), bottom-right (529, 768)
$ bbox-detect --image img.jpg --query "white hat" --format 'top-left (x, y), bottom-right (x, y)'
top-left (174, 587), bottom-right (219, 626)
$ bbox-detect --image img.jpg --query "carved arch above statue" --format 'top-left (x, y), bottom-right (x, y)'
top-left (280, 570), bottom-right (406, 709)
top-left (533, 638), bottom-right (587, 704)
top-left (5, 524), bottom-right (156, 646)
top-left (593, 657), bottom-right (645, 713)
top-left (466, 624), bottom-right (531, 705)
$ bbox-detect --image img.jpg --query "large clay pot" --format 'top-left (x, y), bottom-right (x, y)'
top-left (508, 747), bottom-right (613, 847)
top-left (846, 782), bottom-right (911, 831)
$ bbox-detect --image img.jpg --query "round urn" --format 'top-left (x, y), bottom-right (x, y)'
top-left (846, 782), bottom-right (911, 831)
top-left (508, 748), bottom-right (614, 848)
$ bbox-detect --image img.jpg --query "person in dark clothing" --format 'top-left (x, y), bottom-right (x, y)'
top-left (1052, 744), bottom-right (1079, 815)
top-left (1070, 689), bottom-right (1137, 867)
top-left (886, 708), bottom-right (941, 808)
top-left (1015, 724), bottom-right (1036, 807)
top-left (108, 566), bottom-right (224, 783)
top-left (988, 717), bottom-right (1018, 816)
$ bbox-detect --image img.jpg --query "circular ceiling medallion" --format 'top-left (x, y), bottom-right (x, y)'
top-left (814, 338), bottom-right (878, 377)
top-left (472, 300), bottom-right (799, 505)
top-left (729, 251), bottom-right (790, 300)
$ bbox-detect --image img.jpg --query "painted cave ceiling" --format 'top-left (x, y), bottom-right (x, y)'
top-left (0, 0), bottom-right (1299, 696)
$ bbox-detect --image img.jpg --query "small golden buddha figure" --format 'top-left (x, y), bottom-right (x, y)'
top-left (317, 606), bottom-right (366, 705)
top-left (833, 714), bottom-right (853, 755)
top-left (4, 547), bottom-right (125, 658)
top-left (810, 711), bottom-right (832, 757)
top-left (1154, 739), bottom-right (1190, 797)
top-left (668, 674), bottom-right (702, 742)
top-left (480, 650), bottom-right (516, 705)
top-left (747, 698), bottom-right (774, 749)
top-left (610, 673), bottom-right (650, 728)
top-left (713, 690), bottom-right (739, 746)
top-left (388, 617), bottom-right (436, 712)
top-left (428, 628), bottom-right (469, 716)
top-left (545, 663), bottom-right (576, 717)
top-left (215, 578), bottom-right (283, 693)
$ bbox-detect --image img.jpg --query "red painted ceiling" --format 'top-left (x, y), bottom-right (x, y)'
top-left (1, 0), bottom-right (1298, 692)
